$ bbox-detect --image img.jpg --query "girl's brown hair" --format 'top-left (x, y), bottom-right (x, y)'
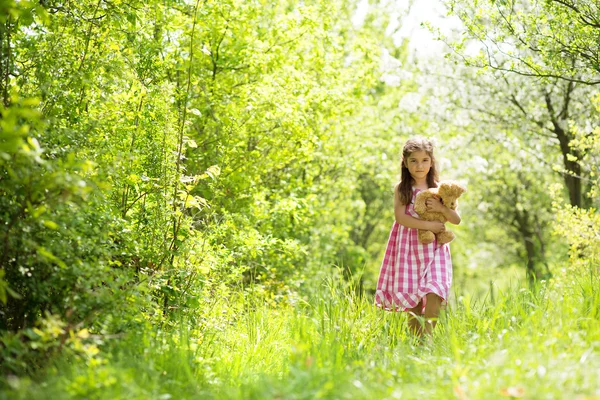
top-left (398, 137), bottom-right (439, 205)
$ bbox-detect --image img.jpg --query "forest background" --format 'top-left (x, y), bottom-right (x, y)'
top-left (1, 0), bottom-right (599, 398)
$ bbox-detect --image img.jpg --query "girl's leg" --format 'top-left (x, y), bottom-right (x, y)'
top-left (423, 293), bottom-right (442, 335)
top-left (407, 300), bottom-right (424, 336)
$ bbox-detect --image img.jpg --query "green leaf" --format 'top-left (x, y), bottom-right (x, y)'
top-left (42, 220), bottom-right (59, 230)
top-left (37, 247), bottom-right (67, 269)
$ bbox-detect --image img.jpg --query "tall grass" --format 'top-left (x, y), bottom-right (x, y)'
top-left (3, 269), bottom-right (600, 400)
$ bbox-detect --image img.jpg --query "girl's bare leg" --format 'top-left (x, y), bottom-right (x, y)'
top-left (423, 293), bottom-right (442, 336)
top-left (407, 300), bottom-right (424, 337)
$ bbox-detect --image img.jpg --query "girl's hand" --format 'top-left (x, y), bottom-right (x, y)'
top-left (426, 197), bottom-right (445, 213)
top-left (428, 221), bottom-right (445, 234)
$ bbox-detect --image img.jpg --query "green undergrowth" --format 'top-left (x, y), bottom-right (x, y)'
top-left (2, 270), bottom-right (600, 400)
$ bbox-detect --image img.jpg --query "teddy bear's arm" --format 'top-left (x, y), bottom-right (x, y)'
top-left (413, 193), bottom-right (430, 215)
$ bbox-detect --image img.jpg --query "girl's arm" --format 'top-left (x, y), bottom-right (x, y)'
top-left (426, 198), bottom-right (462, 225)
top-left (394, 185), bottom-right (446, 233)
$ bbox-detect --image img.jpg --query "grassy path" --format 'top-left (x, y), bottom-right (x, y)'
top-left (4, 275), bottom-right (600, 399)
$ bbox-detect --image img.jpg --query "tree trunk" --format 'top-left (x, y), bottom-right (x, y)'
top-left (545, 90), bottom-right (582, 207)
top-left (524, 237), bottom-right (537, 286)
top-left (563, 154), bottom-right (582, 208)
top-left (515, 205), bottom-right (548, 285)
top-left (1, 18), bottom-right (12, 107)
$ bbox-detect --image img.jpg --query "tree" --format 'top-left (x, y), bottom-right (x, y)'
top-left (446, 0), bottom-right (600, 84)
top-left (2, 0), bottom-right (418, 334)
top-left (443, 0), bottom-right (600, 208)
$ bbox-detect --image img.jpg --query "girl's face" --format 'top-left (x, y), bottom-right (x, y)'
top-left (404, 150), bottom-right (432, 180)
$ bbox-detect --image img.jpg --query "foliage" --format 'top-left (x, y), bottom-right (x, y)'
top-left (445, 0), bottom-right (600, 84)
top-left (455, 133), bottom-right (556, 281)
top-left (415, 0), bottom-right (600, 284)
top-left (1, 0), bottom-right (417, 375)
top-left (551, 97), bottom-right (600, 275)
top-left (2, 0), bottom-right (600, 392)
top-left (442, 0), bottom-right (600, 209)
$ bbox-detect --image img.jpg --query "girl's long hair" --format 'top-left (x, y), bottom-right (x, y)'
top-left (398, 137), bottom-right (439, 205)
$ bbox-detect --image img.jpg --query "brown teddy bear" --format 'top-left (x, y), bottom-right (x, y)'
top-left (413, 181), bottom-right (466, 245)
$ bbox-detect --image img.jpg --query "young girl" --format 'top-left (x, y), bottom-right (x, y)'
top-left (375, 137), bottom-right (461, 337)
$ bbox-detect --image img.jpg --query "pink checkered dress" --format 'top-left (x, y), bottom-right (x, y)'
top-left (375, 188), bottom-right (452, 312)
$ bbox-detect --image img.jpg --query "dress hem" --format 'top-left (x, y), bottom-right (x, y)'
top-left (375, 288), bottom-right (448, 313)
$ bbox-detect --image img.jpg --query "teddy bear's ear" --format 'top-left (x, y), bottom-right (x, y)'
top-left (445, 181), bottom-right (466, 195)
top-left (438, 182), bottom-right (452, 195)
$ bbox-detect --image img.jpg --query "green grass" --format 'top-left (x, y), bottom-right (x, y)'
top-left (2, 272), bottom-right (600, 400)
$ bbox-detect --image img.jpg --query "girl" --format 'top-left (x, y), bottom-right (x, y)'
top-left (375, 137), bottom-right (461, 337)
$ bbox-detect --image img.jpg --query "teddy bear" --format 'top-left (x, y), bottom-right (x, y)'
top-left (413, 181), bottom-right (466, 245)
